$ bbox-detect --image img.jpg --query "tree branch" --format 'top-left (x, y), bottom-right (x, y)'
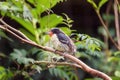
top-left (34, 61), bottom-right (82, 68)
top-left (114, 0), bottom-right (120, 48)
top-left (0, 23), bottom-right (112, 80)
top-left (96, 11), bottom-right (120, 50)
top-left (0, 19), bottom-right (31, 41)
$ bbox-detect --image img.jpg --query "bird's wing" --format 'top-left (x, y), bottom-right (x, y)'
top-left (57, 33), bottom-right (76, 54)
top-left (57, 33), bottom-right (70, 44)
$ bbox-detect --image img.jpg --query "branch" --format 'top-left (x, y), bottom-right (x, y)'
top-left (0, 19), bottom-right (31, 41)
top-left (96, 11), bottom-right (120, 50)
top-left (114, 0), bottom-right (120, 47)
top-left (0, 23), bottom-right (112, 80)
top-left (34, 61), bottom-right (82, 68)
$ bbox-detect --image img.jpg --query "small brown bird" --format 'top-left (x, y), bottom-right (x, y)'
top-left (48, 28), bottom-right (76, 55)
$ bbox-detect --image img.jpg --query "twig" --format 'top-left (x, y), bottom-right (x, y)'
top-left (96, 11), bottom-right (120, 50)
top-left (0, 24), bottom-right (112, 80)
top-left (34, 61), bottom-right (82, 68)
top-left (104, 0), bottom-right (112, 57)
top-left (114, 0), bottom-right (120, 47)
top-left (0, 19), bottom-right (31, 41)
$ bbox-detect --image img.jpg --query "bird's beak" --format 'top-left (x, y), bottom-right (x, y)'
top-left (47, 31), bottom-right (53, 37)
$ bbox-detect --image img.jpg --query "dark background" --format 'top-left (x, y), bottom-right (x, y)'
top-left (52, 0), bottom-right (106, 36)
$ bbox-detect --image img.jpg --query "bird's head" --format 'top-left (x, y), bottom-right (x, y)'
top-left (48, 28), bottom-right (61, 36)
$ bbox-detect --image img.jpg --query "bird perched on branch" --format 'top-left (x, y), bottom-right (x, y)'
top-left (48, 28), bottom-right (76, 55)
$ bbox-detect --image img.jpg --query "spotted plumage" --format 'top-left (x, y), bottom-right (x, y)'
top-left (48, 28), bottom-right (76, 55)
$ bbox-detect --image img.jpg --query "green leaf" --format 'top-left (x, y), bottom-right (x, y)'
top-left (87, 0), bottom-right (97, 9)
top-left (23, 4), bottom-right (33, 21)
top-left (113, 51), bottom-right (120, 56)
top-left (60, 27), bottom-right (72, 35)
top-left (0, 1), bottom-right (22, 16)
top-left (0, 66), bottom-right (6, 79)
top-left (108, 57), bottom-right (120, 62)
top-left (11, 0), bottom-right (23, 9)
top-left (111, 76), bottom-right (120, 80)
top-left (40, 14), bottom-right (63, 28)
top-left (86, 38), bottom-right (102, 51)
top-left (98, 0), bottom-right (108, 10)
top-left (0, 2), bottom-right (10, 12)
top-left (19, 28), bottom-right (36, 42)
top-left (0, 52), bottom-right (7, 58)
top-left (98, 27), bottom-right (108, 37)
top-left (102, 14), bottom-right (114, 23)
top-left (36, 0), bottom-right (62, 13)
top-left (10, 49), bottom-right (34, 64)
top-left (31, 65), bottom-right (42, 73)
top-left (11, 16), bottom-right (36, 36)
top-left (49, 68), bottom-right (69, 80)
top-left (0, 29), bottom-right (12, 41)
top-left (0, 66), bottom-right (13, 80)
top-left (62, 13), bottom-right (73, 28)
top-left (115, 71), bottom-right (120, 77)
top-left (27, 0), bottom-right (35, 4)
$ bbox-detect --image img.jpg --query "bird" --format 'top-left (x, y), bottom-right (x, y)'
top-left (48, 28), bottom-right (76, 55)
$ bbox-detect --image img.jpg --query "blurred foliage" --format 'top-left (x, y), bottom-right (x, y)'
top-left (0, 66), bottom-right (13, 80)
top-left (87, 0), bottom-right (108, 12)
top-left (0, 0), bottom-right (120, 80)
top-left (87, 0), bottom-right (120, 80)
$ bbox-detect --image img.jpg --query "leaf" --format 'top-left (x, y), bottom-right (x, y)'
top-left (11, 0), bottom-right (23, 9)
top-left (62, 13), bottom-right (73, 28)
top-left (11, 15), bottom-right (36, 36)
top-left (0, 1), bottom-right (22, 16)
top-left (98, 27), bottom-right (108, 37)
top-left (0, 66), bottom-right (13, 80)
top-left (31, 65), bottom-right (42, 73)
top-left (111, 76), bottom-right (120, 80)
top-left (0, 66), bottom-right (6, 79)
top-left (102, 14), bottom-right (114, 23)
top-left (30, 47), bottom-right (41, 55)
top-left (113, 51), bottom-right (120, 56)
top-left (86, 38), bottom-right (102, 51)
top-left (40, 14), bottom-right (63, 29)
top-left (108, 57), bottom-right (120, 62)
top-left (0, 2), bottom-right (10, 12)
top-left (87, 0), bottom-right (97, 9)
top-left (0, 52), bottom-right (7, 58)
top-left (27, 0), bottom-right (35, 4)
top-left (36, 0), bottom-right (62, 13)
top-left (23, 4), bottom-right (33, 21)
top-left (49, 68), bottom-right (69, 80)
top-left (10, 49), bottom-right (34, 64)
top-left (0, 29), bottom-right (12, 41)
top-left (19, 28), bottom-right (36, 42)
top-left (98, 0), bottom-right (108, 10)
top-left (115, 71), bottom-right (120, 77)
top-left (60, 27), bottom-right (72, 35)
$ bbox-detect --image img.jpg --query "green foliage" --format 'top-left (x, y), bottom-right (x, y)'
top-left (0, 0), bottom-right (118, 80)
top-left (49, 67), bottom-right (78, 80)
top-left (85, 78), bottom-right (102, 80)
top-left (0, 0), bottom-right (65, 44)
top-left (107, 53), bottom-right (120, 79)
top-left (0, 29), bottom-right (12, 41)
top-left (87, 0), bottom-right (108, 12)
top-left (49, 68), bottom-right (70, 80)
top-left (73, 34), bottom-right (103, 57)
top-left (0, 66), bottom-right (13, 80)
top-left (10, 49), bottom-right (34, 64)
top-left (62, 13), bottom-right (74, 28)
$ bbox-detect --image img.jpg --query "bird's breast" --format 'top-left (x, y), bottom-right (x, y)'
top-left (50, 34), bottom-right (69, 52)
